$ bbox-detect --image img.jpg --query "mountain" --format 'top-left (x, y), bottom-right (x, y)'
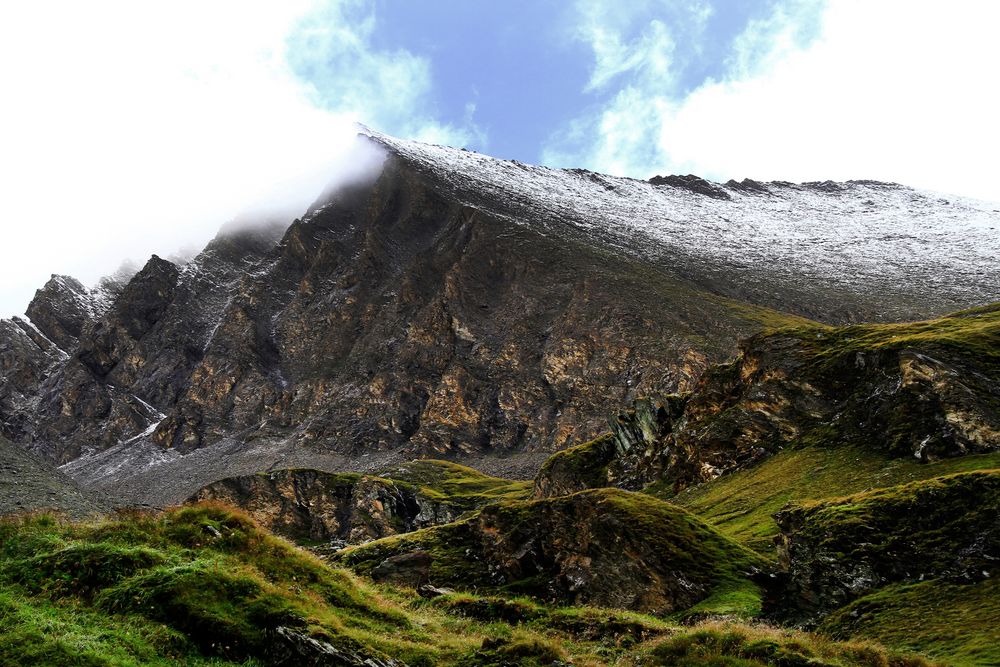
top-left (534, 302), bottom-right (1000, 498)
top-left (3, 129), bottom-right (1000, 665)
top-left (2, 129), bottom-right (999, 508)
top-left (0, 434), bottom-right (106, 518)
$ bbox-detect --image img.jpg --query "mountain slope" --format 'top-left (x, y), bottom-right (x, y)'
top-left (534, 302), bottom-right (1000, 500)
top-left (0, 504), bottom-right (932, 667)
top-left (364, 127), bottom-right (1000, 322)
top-left (0, 435), bottom-right (105, 518)
top-left (2, 130), bottom-right (998, 507)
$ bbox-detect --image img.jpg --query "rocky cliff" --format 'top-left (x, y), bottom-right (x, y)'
top-left (335, 487), bottom-right (767, 615)
top-left (535, 303), bottom-right (1000, 496)
top-left (3, 130), bottom-right (999, 505)
top-left (187, 460), bottom-right (530, 545)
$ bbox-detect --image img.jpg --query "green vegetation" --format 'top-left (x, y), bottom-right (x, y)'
top-left (0, 505), bottom-right (436, 664)
top-left (380, 459), bottom-right (532, 512)
top-left (429, 592), bottom-right (674, 646)
top-left (626, 621), bottom-right (932, 667)
top-left (820, 578), bottom-right (1000, 667)
top-left (668, 445), bottom-right (1000, 556)
top-left (338, 487), bottom-right (767, 618)
top-left (0, 505), bottom-right (548, 666)
top-left (534, 433), bottom-right (617, 494)
top-left (710, 295), bottom-right (818, 331)
top-left (775, 302), bottom-right (1000, 374)
top-left (0, 502), bottom-right (949, 665)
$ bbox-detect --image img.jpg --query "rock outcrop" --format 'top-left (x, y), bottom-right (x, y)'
top-left (189, 469), bottom-right (458, 545)
top-left (188, 460), bottom-right (530, 545)
top-left (24, 275), bottom-right (101, 351)
top-left (265, 626), bottom-right (405, 667)
top-left (2, 130), bottom-right (999, 505)
top-left (535, 304), bottom-right (1000, 497)
top-left (335, 488), bottom-right (766, 614)
top-left (774, 469), bottom-right (1000, 625)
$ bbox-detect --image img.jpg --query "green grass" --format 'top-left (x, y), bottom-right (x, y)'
top-left (0, 506), bottom-right (493, 665)
top-left (710, 295), bottom-right (818, 331)
top-left (533, 433), bottom-right (617, 496)
top-left (675, 578), bottom-right (764, 624)
top-left (0, 504), bottom-right (941, 666)
top-left (625, 621), bottom-right (934, 667)
top-left (0, 587), bottom-right (224, 667)
top-left (667, 445), bottom-right (1000, 557)
top-left (774, 302), bottom-right (1000, 375)
top-left (820, 578), bottom-right (1000, 667)
top-left (379, 459), bottom-right (532, 512)
top-left (338, 487), bottom-right (767, 618)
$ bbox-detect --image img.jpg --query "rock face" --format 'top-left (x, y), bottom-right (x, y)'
top-left (335, 488), bottom-right (765, 614)
top-left (265, 626), bottom-right (405, 667)
top-left (189, 469), bottom-right (458, 544)
top-left (2, 130), bottom-right (999, 503)
top-left (535, 305), bottom-right (1000, 496)
top-left (24, 275), bottom-right (102, 351)
top-left (774, 470), bottom-right (1000, 624)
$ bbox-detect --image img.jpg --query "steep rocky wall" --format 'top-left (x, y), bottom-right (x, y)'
top-left (335, 487), bottom-right (766, 614)
top-left (189, 469), bottom-right (457, 544)
top-left (773, 470), bottom-right (1000, 625)
top-left (535, 306), bottom-right (1000, 497)
top-left (9, 148), bottom-right (778, 468)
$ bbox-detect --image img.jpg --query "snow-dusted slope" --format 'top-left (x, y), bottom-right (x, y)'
top-left (5, 128), bottom-right (1000, 506)
top-left (364, 127), bottom-right (1000, 320)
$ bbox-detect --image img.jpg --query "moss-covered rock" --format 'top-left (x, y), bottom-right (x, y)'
top-left (775, 469), bottom-right (1000, 623)
top-left (533, 396), bottom-right (688, 498)
top-left (632, 621), bottom-right (931, 667)
top-left (538, 303), bottom-right (1000, 499)
top-left (188, 461), bottom-right (531, 546)
top-left (532, 433), bottom-right (618, 499)
top-left (819, 577), bottom-right (1000, 667)
top-left (336, 488), bottom-right (768, 615)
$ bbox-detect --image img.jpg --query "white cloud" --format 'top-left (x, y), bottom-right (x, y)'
top-left (0, 0), bottom-right (477, 316)
top-left (547, 0), bottom-right (1000, 203)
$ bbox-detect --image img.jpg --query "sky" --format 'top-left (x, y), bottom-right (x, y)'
top-left (1, 0), bottom-right (999, 316)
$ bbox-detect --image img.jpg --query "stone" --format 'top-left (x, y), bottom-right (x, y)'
top-left (370, 551), bottom-right (433, 588)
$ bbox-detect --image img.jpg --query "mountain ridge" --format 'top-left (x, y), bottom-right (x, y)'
top-left (2, 129), bottom-right (998, 507)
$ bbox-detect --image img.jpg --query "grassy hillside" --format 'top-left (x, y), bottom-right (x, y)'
top-left (820, 578), bottom-right (1000, 667)
top-left (775, 302), bottom-right (1000, 374)
top-left (378, 459), bottom-right (533, 512)
top-left (669, 445), bottom-right (1000, 556)
top-left (0, 504), bottom-right (932, 666)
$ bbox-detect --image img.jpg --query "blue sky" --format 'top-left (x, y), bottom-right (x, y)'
top-left (1, 0), bottom-right (999, 315)
top-left (286, 0), bottom-right (826, 168)
top-left (348, 0), bottom-right (822, 164)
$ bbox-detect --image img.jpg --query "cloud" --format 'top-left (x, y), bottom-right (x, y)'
top-left (573, 0), bottom-right (712, 92)
top-left (0, 0), bottom-right (478, 316)
top-left (287, 0), bottom-right (482, 147)
top-left (546, 0), bottom-right (1000, 202)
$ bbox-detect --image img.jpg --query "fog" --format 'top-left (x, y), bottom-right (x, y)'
top-left (0, 3), bottom-right (394, 317)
